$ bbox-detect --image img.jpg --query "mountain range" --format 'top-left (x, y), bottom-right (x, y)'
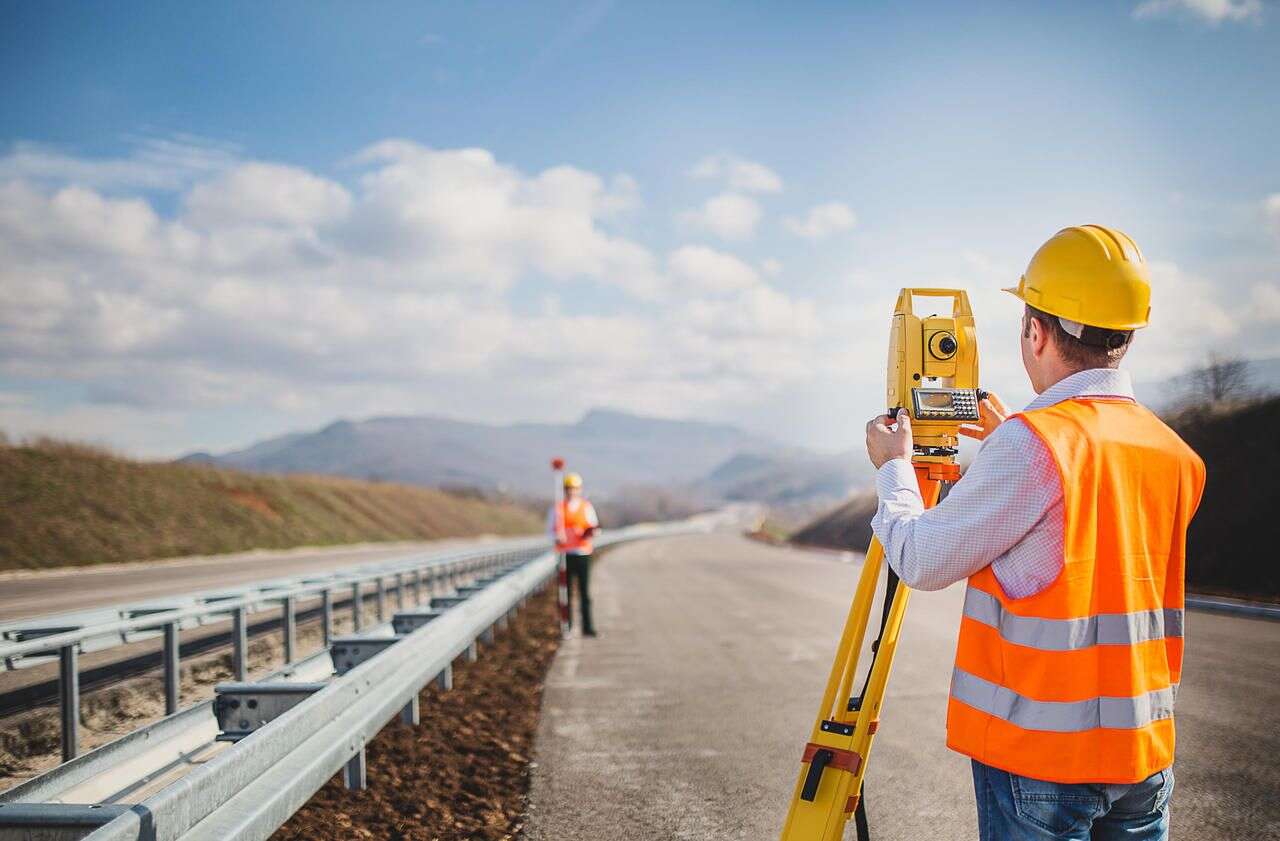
top-left (182, 357), bottom-right (1277, 510)
top-left (182, 409), bottom-right (869, 504)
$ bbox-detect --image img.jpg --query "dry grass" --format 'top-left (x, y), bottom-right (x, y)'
top-left (0, 439), bottom-right (541, 571)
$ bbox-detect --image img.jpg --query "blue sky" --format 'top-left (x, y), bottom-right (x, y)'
top-left (1, 0), bottom-right (1277, 456)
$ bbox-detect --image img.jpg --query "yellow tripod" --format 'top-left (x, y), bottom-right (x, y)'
top-left (779, 459), bottom-right (957, 840)
top-left (780, 288), bottom-right (980, 841)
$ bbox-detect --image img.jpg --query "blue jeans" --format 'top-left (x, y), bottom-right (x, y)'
top-left (972, 760), bottom-right (1173, 840)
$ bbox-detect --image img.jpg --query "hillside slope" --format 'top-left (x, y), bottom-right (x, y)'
top-left (789, 490), bottom-right (877, 552)
top-left (1168, 395), bottom-right (1280, 600)
top-left (699, 450), bottom-right (867, 505)
top-left (0, 440), bottom-right (541, 571)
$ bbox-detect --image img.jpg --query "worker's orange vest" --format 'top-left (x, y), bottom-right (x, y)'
top-left (555, 498), bottom-right (595, 554)
top-left (946, 397), bottom-right (1205, 784)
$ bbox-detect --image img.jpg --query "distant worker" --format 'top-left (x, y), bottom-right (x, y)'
top-left (549, 472), bottom-right (600, 637)
top-left (864, 225), bottom-right (1204, 839)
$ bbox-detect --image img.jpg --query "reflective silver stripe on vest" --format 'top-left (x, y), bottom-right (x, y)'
top-left (962, 588), bottom-right (1184, 652)
top-left (951, 667), bottom-right (1177, 732)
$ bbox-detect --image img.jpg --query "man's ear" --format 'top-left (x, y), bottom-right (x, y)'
top-left (1025, 314), bottom-right (1049, 359)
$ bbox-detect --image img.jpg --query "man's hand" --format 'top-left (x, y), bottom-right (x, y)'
top-left (958, 392), bottom-right (1009, 441)
top-left (866, 409), bottom-right (913, 469)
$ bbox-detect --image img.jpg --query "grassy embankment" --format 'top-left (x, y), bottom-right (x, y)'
top-left (0, 439), bottom-right (541, 572)
top-left (789, 395), bottom-right (1280, 602)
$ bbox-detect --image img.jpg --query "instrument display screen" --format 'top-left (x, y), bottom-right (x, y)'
top-left (918, 391), bottom-right (955, 409)
top-left (910, 388), bottom-right (980, 421)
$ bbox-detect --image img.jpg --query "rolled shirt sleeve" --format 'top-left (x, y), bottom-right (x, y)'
top-left (870, 418), bottom-right (1064, 594)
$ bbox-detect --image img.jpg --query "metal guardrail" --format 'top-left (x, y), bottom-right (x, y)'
top-left (0, 521), bottom-right (706, 841)
top-left (0, 648), bottom-right (334, 807)
top-left (0, 537), bottom-right (547, 763)
top-left (1186, 594), bottom-right (1280, 621)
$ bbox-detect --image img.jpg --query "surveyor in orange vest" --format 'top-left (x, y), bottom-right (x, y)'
top-left (548, 472), bottom-right (600, 636)
top-left (864, 225), bottom-right (1204, 840)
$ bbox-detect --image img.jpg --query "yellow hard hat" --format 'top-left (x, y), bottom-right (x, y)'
top-left (1004, 225), bottom-right (1151, 330)
top-left (563, 472), bottom-right (583, 489)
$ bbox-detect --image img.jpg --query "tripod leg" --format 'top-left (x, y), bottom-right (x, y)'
top-left (780, 539), bottom-right (885, 841)
top-left (854, 787), bottom-right (869, 841)
top-left (818, 539), bottom-right (884, 728)
top-left (779, 473), bottom-right (945, 841)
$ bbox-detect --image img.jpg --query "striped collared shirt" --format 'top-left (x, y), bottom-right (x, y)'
top-left (871, 368), bottom-right (1137, 598)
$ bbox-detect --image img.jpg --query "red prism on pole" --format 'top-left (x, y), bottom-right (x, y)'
top-left (550, 457), bottom-right (570, 636)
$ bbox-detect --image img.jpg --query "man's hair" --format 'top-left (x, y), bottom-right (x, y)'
top-left (1023, 305), bottom-right (1131, 370)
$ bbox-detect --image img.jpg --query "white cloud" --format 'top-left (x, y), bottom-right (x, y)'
top-left (689, 154), bottom-right (783, 194)
top-left (1265, 193), bottom-right (1280, 237)
top-left (0, 136), bottom-right (238, 191)
top-left (1250, 282), bottom-right (1280, 323)
top-left (0, 139), bottom-right (826, 453)
top-left (184, 163), bottom-right (352, 228)
top-left (1125, 260), bottom-right (1239, 378)
top-left (1132, 0), bottom-right (1262, 24)
top-left (784, 201), bottom-right (857, 240)
top-left (677, 191), bottom-right (762, 241)
top-left (761, 258), bottom-right (783, 276)
top-left (341, 141), bottom-right (664, 297)
top-left (668, 245), bottom-right (760, 294)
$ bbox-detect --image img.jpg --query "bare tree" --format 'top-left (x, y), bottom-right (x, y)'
top-left (1190, 354), bottom-right (1251, 403)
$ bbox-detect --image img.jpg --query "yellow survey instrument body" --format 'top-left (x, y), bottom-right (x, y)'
top-left (885, 288), bottom-right (980, 454)
top-left (780, 287), bottom-right (980, 841)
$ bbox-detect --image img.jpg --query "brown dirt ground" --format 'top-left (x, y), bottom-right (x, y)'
top-left (272, 586), bottom-right (561, 841)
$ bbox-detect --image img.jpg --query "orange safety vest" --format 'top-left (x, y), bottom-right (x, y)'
top-left (555, 497), bottom-right (596, 555)
top-left (946, 397), bottom-right (1205, 784)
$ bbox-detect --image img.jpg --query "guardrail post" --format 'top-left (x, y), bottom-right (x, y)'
top-left (233, 606), bottom-right (248, 681)
top-left (399, 695), bottom-right (419, 725)
top-left (413, 569), bottom-right (423, 605)
top-left (465, 641), bottom-right (478, 663)
top-left (376, 577), bottom-right (386, 622)
top-left (163, 621), bottom-right (180, 714)
top-left (344, 743), bottom-right (367, 790)
top-left (282, 597), bottom-right (296, 663)
top-left (321, 588), bottom-right (333, 647)
top-left (59, 644), bottom-right (79, 761)
top-left (435, 664), bottom-right (453, 691)
top-left (395, 573), bottom-right (405, 609)
top-left (351, 581), bottom-right (363, 632)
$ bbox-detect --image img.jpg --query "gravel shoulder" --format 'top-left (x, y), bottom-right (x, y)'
top-left (271, 586), bottom-right (561, 841)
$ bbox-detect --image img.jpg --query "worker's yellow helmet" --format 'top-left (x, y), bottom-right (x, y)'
top-left (563, 472), bottom-right (583, 489)
top-left (1004, 225), bottom-right (1151, 330)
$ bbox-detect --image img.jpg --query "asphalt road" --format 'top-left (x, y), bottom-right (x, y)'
top-left (526, 533), bottom-right (1280, 840)
top-left (0, 539), bottom-right (484, 623)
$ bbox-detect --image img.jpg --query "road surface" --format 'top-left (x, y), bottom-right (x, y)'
top-left (0, 538), bottom-right (489, 623)
top-left (526, 533), bottom-right (1280, 840)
